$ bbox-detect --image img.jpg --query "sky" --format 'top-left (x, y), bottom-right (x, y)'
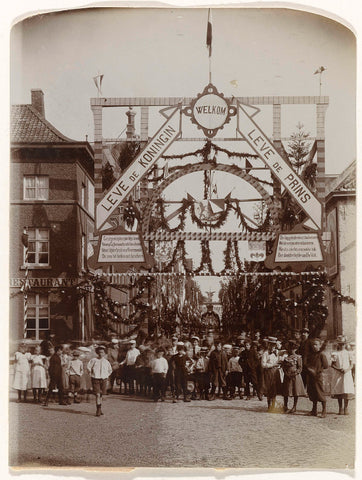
top-left (10, 6), bottom-right (356, 174)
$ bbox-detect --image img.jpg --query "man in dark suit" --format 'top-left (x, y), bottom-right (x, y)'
top-left (239, 339), bottom-right (263, 400)
top-left (43, 345), bottom-right (66, 406)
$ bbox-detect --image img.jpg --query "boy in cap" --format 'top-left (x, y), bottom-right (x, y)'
top-left (172, 343), bottom-right (191, 403)
top-left (121, 340), bottom-right (140, 395)
top-left (151, 347), bottom-right (169, 402)
top-left (194, 347), bottom-right (210, 400)
top-left (66, 350), bottom-right (84, 404)
top-left (87, 346), bottom-right (112, 417)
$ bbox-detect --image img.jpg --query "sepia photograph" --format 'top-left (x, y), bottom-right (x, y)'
top-left (8, 2), bottom-right (357, 472)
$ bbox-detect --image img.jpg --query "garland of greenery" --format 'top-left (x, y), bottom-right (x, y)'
top-left (195, 240), bottom-right (215, 275)
top-left (231, 202), bottom-right (271, 232)
top-left (161, 140), bottom-right (259, 162)
top-left (164, 239), bottom-right (192, 273)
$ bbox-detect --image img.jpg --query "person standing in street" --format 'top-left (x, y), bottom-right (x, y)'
top-left (121, 340), bottom-right (140, 395)
top-left (13, 343), bottom-right (31, 403)
top-left (239, 340), bottom-right (262, 401)
top-left (261, 337), bottom-right (280, 412)
top-left (172, 343), bottom-right (191, 403)
top-left (305, 338), bottom-right (329, 418)
top-left (151, 347), bottom-right (169, 402)
top-left (87, 345), bottom-right (112, 417)
top-left (282, 340), bottom-right (306, 414)
top-left (330, 336), bottom-right (355, 415)
top-left (43, 345), bottom-right (66, 406)
top-left (30, 344), bottom-right (47, 403)
top-left (66, 350), bottom-right (83, 404)
top-left (208, 340), bottom-right (229, 400)
top-left (298, 328), bottom-right (312, 388)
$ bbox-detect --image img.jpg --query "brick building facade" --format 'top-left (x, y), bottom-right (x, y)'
top-left (10, 89), bottom-right (95, 342)
top-left (324, 161), bottom-right (356, 340)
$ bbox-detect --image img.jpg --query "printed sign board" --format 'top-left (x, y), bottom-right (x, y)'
top-left (96, 106), bottom-right (181, 230)
top-left (98, 234), bottom-right (145, 263)
top-left (264, 226), bottom-right (325, 272)
top-left (237, 102), bottom-right (322, 230)
top-left (88, 226), bottom-right (155, 271)
top-left (274, 233), bottom-right (323, 263)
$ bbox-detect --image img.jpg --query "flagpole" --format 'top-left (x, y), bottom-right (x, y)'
top-left (209, 56), bottom-right (212, 84)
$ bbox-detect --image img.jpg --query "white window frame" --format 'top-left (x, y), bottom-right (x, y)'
top-left (25, 228), bottom-right (50, 266)
top-left (26, 293), bottom-right (50, 340)
top-left (23, 175), bottom-right (49, 200)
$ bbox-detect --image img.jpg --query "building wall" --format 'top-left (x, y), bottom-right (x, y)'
top-left (337, 198), bottom-right (356, 340)
top-left (10, 150), bottom-right (94, 342)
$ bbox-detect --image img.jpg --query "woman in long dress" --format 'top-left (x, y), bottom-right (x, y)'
top-left (13, 343), bottom-right (31, 402)
top-left (282, 340), bottom-right (306, 414)
top-left (261, 337), bottom-right (280, 412)
top-left (331, 335), bottom-right (355, 415)
top-left (30, 344), bottom-right (47, 403)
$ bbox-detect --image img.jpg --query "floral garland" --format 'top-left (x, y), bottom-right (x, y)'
top-left (195, 240), bottom-right (215, 275)
top-left (221, 240), bottom-right (243, 274)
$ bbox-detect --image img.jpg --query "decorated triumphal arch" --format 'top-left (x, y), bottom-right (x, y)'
top-left (87, 84), bottom-right (330, 338)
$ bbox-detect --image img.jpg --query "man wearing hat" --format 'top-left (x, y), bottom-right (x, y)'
top-left (170, 335), bottom-right (179, 356)
top-left (121, 340), bottom-right (140, 395)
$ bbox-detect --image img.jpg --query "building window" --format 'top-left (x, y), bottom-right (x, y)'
top-left (81, 183), bottom-right (86, 209)
top-left (25, 228), bottom-right (49, 266)
top-left (81, 233), bottom-right (86, 270)
top-left (24, 176), bottom-right (49, 200)
top-left (26, 293), bottom-right (50, 340)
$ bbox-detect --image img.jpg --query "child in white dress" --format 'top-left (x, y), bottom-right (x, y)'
top-left (331, 335), bottom-right (355, 415)
top-left (30, 345), bottom-right (47, 402)
top-left (13, 343), bottom-right (31, 402)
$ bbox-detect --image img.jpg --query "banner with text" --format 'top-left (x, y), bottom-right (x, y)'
top-left (237, 103), bottom-right (322, 230)
top-left (96, 107), bottom-right (181, 230)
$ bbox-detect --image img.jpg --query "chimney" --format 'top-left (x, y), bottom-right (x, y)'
top-left (31, 89), bottom-right (45, 117)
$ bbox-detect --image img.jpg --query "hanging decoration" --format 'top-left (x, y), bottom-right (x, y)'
top-left (195, 240), bottom-right (215, 275)
top-left (164, 240), bottom-right (192, 273)
top-left (151, 197), bottom-right (270, 233)
top-left (221, 240), bottom-right (244, 274)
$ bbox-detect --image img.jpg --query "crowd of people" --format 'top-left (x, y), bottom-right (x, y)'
top-left (11, 328), bottom-right (356, 418)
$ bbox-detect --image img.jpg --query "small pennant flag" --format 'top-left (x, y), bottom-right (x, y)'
top-left (314, 66), bottom-right (326, 74)
top-left (206, 9), bottom-right (212, 57)
top-left (93, 74), bottom-right (104, 96)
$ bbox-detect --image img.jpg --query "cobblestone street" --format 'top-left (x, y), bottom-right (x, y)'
top-left (9, 392), bottom-right (355, 470)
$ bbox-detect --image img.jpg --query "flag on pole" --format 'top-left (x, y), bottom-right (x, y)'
top-left (93, 74), bottom-right (104, 96)
top-left (206, 9), bottom-right (212, 57)
top-left (314, 66), bottom-right (326, 74)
